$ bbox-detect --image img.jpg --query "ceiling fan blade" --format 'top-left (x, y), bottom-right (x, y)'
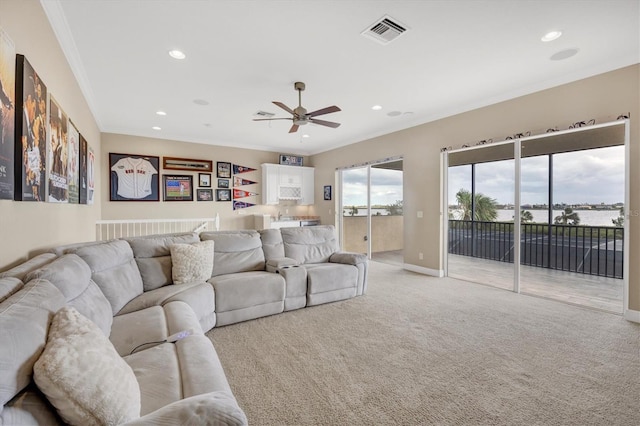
top-left (309, 118), bottom-right (341, 128)
top-left (252, 118), bottom-right (292, 121)
top-left (288, 124), bottom-right (299, 133)
top-left (273, 101), bottom-right (295, 115)
top-left (308, 105), bottom-right (341, 117)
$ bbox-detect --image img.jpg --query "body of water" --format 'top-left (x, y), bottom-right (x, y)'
top-left (493, 209), bottom-right (619, 226)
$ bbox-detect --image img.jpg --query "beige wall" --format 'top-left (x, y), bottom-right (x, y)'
top-left (311, 65), bottom-right (640, 310)
top-left (0, 0), bottom-right (102, 269)
top-left (101, 133), bottom-right (313, 230)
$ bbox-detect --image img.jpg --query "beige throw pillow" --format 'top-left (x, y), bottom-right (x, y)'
top-left (33, 307), bottom-right (141, 426)
top-left (170, 240), bottom-right (214, 284)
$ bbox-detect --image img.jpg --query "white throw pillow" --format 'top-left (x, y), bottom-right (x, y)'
top-left (33, 307), bottom-right (141, 426)
top-left (170, 240), bottom-right (214, 284)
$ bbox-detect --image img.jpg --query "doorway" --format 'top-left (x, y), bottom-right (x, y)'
top-left (339, 159), bottom-right (404, 265)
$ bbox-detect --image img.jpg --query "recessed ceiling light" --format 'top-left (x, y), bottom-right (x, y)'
top-left (168, 50), bottom-right (186, 59)
top-left (193, 99), bottom-right (209, 106)
top-left (302, 134), bottom-right (310, 138)
top-left (541, 31), bottom-right (562, 42)
top-left (156, 110), bottom-right (167, 116)
top-left (152, 126), bottom-right (161, 130)
top-left (371, 105), bottom-right (382, 111)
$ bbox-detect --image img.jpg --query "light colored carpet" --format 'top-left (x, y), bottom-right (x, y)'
top-left (207, 261), bottom-right (640, 426)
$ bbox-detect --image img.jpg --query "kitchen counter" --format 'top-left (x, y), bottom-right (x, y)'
top-left (254, 214), bottom-right (320, 230)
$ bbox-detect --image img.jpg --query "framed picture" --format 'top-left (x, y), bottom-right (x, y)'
top-left (0, 29), bottom-right (16, 200)
top-left (218, 178), bottom-right (229, 188)
top-left (163, 175), bottom-right (193, 201)
top-left (215, 188), bottom-right (231, 201)
top-left (279, 154), bottom-right (303, 167)
top-left (217, 161), bottom-right (231, 178)
top-left (196, 188), bottom-right (213, 201)
top-left (199, 173), bottom-right (211, 187)
top-left (109, 153), bottom-right (159, 201)
top-left (163, 156), bottom-right (212, 172)
top-left (324, 185), bottom-right (332, 201)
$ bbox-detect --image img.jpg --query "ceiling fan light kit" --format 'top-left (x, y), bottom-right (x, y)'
top-left (253, 81), bottom-right (341, 134)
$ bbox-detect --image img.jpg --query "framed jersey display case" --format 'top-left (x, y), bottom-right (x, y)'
top-left (109, 152), bottom-right (159, 201)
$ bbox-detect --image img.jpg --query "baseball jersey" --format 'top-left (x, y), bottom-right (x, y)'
top-left (111, 157), bottom-right (157, 199)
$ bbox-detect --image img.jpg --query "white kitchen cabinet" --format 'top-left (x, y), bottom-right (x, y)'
top-left (261, 163), bottom-right (314, 205)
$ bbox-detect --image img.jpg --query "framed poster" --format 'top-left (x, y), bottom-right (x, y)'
top-left (79, 134), bottom-right (88, 204)
top-left (0, 27), bottom-right (15, 200)
top-left (217, 161), bottom-right (231, 178)
top-left (16, 55), bottom-right (47, 202)
top-left (324, 185), bottom-right (332, 200)
top-left (196, 188), bottom-right (213, 201)
top-left (217, 178), bottom-right (229, 188)
top-left (67, 120), bottom-right (80, 204)
top-left (109, 152), bottom-right (159, 201)
top-left (163, 156), bottom-right (212, 172)
top-left (279, 154), bottom-right (303, 166)
top-left (87, 146), bottom-right (95, 204)
top-left (163, 174), bottom-right (193, 201)
top-left (198, 173), bottom-right (211, 187)
top-left (215, 189), bottom-right (231, 201)
top-left (47, 96), bottom-right (68, 203)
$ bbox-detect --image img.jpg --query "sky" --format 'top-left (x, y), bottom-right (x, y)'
top-left (448, 145), bottom-right (625, 206)
top-left (341, 167), bottom-right (403, 207)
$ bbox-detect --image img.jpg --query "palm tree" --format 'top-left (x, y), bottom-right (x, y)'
top-left (612, 206), bottom-right (624, 227)
top-left (349, 205), bottom-right (358, 216)
top-left (455, 189), bottom-right (498, 222)
top-left (554, 207), bottom-right (580, 225)
top-left (516, 210), bottom-right (534, 223)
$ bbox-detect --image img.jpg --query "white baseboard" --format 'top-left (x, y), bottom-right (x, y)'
top-left (403, 263), bottom-right (444, 277)
top-left (624, 309), bottom-right (640, 323)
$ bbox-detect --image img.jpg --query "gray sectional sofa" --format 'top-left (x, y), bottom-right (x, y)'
top-left (0, 225), bottom-right (367, 425)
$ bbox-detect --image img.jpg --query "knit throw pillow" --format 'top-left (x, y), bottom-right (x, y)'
top-left (33, 306), bottom-right (141, 426)
top-left (170, 240), bottom-right (214, 284)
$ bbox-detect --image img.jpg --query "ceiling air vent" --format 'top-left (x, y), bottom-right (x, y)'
top-left (255, 110), bottom-right (275, 118)
top-left (361, 15), bottom-right (409, 45)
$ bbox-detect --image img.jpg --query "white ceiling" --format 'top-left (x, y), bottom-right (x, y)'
top-left (43, 0), bottom-right (639, 155)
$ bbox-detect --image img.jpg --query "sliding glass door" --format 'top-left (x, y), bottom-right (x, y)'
top-left (444, 121), bottom-right (628, 313)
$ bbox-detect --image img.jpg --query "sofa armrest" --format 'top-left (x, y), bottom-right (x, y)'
top-left (265, 257), bottom-right (299, 273)
top-left (330, 252), bottom-right (368, 265)
top-left (122, 391), bottom-right (247, 426)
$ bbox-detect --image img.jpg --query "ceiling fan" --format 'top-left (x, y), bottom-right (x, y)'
top-left (253, 82), bottom-right (341, 133)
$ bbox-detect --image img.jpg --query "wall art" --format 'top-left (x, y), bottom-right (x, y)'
top-left (217, 161), bottom-right (231, 178)
top-left (67, 120), bottom-right (80, 204)
top-left (47, 96), bottom-right (68, 203)
top-left (233, 200), bottom-right (255, 210)
top-left (324, 185), bottom-right (332, 201)
top-left (163, 174), bottom-right (193, 201)
top-left (87, 146), bottom-right (95, 204)
top-left (215, 188), bottom-right (231, 201)
top-left (196, 188), bottom-right (213, 201)
top-left (217, 178), bottom-right (229, 188)
top-left (79, 134), bottom-right (88, 204)
top-left (109, 152), bottom-right (159, 201)
top-left (232, 164), bottom-right (255, 174)
top-left (15, 55), bottom-right (47, 202)
top-left (163, 156), bottom-right (212, 172)
top-left (233, 189), bottom-right (258, 199)
top-left (233, 176), bottom-right (257, 187)
top-left (0, 27), bottom-right (15, 200)
top-left (279, 154), bottom-right (303, 166)
top-left (198, 173), bottom-right (211, 187)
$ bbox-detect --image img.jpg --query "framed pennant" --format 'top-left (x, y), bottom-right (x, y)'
top-left (232, 164), bottom-right (255, 174)
top-left (233, 176), bottom-right (257, 187)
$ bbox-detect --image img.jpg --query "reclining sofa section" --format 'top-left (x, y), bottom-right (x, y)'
top-left (0, 224), bottom-right (367, 425)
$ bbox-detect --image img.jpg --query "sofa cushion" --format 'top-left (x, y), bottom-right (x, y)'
top-left (1, 384), bottom-right (62, 425)
top-left (259, 228), bottom-right (286, 260)
top-left (280, 225), bottom-right (340, 264)
top-left (24, 254), bottom-right (113, 336)
top-left (209, 271), bottom-right (285, 312)
top-left (33, 307), bottom-right (141, 426)
top-left (74, 239), bottom-right (144, 315)
top-left (0, 276), bottom-right (23, 304)
top-left (200, 230), bottom-right (265, 276)
top-left (305, 263), bottom-right (358, 294)
top-left (0, 253), bottom-right (57, 280)
top-left (126, 232), bottom-right (200, 291)
top-left (0, 279), bottom-right (65, 409)
top-left (170, 240), bottom-right (214, 284)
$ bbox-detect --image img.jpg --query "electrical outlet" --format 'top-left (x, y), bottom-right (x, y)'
top-left (419, 252), bottom-right (424, 260)
top-left (417, 211), bottom-right (423, 218)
